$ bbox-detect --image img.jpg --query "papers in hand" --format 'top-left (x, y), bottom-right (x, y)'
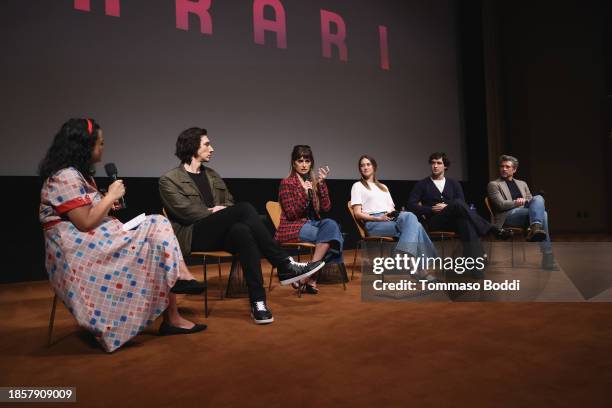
top-left (122, 213), bottom-right (146, 232)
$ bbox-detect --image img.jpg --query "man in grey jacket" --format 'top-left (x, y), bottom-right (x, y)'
top-left (159, 127), bottom-right (325, 324)
top-left (487, 155), bottom-right (556, 270)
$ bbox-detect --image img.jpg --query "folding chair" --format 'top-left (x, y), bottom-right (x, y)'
top-left (346, 201), bottom-right (396, 280)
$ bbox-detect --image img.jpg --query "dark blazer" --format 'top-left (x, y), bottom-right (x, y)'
top-left (159, 165), bottom-right (234, 255)
top-left (408, 177), bottom-right (465, 219)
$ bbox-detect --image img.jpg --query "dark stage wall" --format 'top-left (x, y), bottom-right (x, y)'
top-left (2, 176), bottom-right (490, 284)
top-left (486, 0), bottom-right (609, 233)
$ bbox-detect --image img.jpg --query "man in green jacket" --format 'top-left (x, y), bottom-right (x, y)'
top-left (159, 127), bottom-right (324, 324)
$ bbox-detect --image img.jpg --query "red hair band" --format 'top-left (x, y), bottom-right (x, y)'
top-left (86, 119), bottom-right (93, 135)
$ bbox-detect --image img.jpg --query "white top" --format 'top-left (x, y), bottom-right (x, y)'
top-left (350, 181), bottom-right (395, 214)
top-left (432, 177), bottom-right (446, 193)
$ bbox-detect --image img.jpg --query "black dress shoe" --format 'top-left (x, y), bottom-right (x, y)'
top-left (159, 321), bottom-right (207, 336)
top-left (171, 279), bottom-right (206, 295)
top-left (492, 227), bottom-right (513, 240)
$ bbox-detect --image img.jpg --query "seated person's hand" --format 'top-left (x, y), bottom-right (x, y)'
top-left (377, 214), bottom-right (392, 222)
top-left (432, 203), bottom-right (447, 213)
top-left (108, 180), bottom-right (125, 201)
top-left (209, 205), bottom-right (226, 213)
top-left (318, 166), bottom-right (330, 182)
top-left (514, 198), bottom-right (526, 207)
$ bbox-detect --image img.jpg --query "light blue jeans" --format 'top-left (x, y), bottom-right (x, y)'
top-left (504, 195), bottom-right (552, 254)
top-left (365, 211), bottom-right (438, 258)
top-left (299, 219), bottom-right (344, 264)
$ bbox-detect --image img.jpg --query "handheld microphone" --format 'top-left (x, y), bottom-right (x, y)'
top-left (301, 173), bottom-right (313, 201)
top-left (104, 162), bottom-right (127, 209)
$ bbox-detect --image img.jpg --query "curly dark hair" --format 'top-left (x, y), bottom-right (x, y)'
top-left (38, 118), bottom-right (100, 180)
top-left (428, 152), bottom-right (450, 169)
top-left (175, 127), bottom-right (207, 164)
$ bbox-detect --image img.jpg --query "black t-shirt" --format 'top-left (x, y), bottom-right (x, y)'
top-left (187, 169), bottom-right (214, 208)
top-left (504, 179), bottom-right (523, 201)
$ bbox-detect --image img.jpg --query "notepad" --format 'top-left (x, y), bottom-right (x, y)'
top-left (122, 213), bottom-right (146, 232)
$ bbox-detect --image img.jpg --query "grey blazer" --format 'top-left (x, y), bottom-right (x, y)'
top-left (486, 178), bottom-right (532, 228)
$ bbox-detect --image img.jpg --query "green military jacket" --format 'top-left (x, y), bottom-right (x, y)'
top-left (159, 165), bottom-right (234, 256)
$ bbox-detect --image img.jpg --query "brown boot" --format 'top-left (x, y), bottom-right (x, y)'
top-left (526, 223), bottom-right (547, 242)
top-left (541, 253), bottom-right (559, 270)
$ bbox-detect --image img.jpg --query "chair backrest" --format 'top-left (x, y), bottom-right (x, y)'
top-left (484, 197), bottom-right (494, 223)
top-left (266, 201), bottom-right (282, 230)
top-left (347, 201), bottom-right (366, 240)
top-left (162, 207), bottom-right (168, 218)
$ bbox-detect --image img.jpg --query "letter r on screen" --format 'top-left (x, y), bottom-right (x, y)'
top-left (176, 0), bottom-right (213, 35)
top-left (320, 10), bottom-right (348, 62)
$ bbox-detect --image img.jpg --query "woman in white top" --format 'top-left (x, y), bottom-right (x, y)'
top-left (351, 155), bottom-right (437, 259)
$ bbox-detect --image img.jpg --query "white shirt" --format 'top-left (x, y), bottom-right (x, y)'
top-left (432, 177), bottom-right (446, 193)
top-left (350, 181), bottom-right (395, 214)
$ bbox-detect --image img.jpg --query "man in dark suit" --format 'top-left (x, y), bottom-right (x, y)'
top-left (408, 152), bottom-right (511, 263)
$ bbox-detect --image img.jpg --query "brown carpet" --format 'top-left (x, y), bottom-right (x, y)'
top-left (1, 250), bottom-right (611, 407)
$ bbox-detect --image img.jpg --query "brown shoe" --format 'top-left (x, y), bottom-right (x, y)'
top-left (526, 223), bottom-right (547, 242)
top-left (541, 253), bottom-right (559, 270)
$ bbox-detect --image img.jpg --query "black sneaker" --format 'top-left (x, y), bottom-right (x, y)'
top-left (251, 301), bottom-right (274, 325)
top-left (277, 258), bottom-right (325, 285)
top-left (492, 227), bottom-right (513, 240)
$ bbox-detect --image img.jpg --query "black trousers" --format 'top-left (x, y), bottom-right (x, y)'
top-left (426, 199), bottom-right (492, 258)
top-left (191, 202), bottom-right (288, 302)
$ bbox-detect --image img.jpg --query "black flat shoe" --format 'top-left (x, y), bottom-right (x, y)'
top-left (301, 284), bottom-right (319, 295)
top-left (159, 321), bottom-right (207, 336)
top-left (171, 279), bottom-right (206, 294)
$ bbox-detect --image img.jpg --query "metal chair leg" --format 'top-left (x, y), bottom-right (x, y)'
top-left (218, 258), bottom-right (224, 300)
top-left (441, 235), bottom-right (446, 258)
top-left (379, 239), bottom-right (385, 283)
top-left (340, 263), bottom-right (348, 290)
top-left (268, 266), bottom-right (275, 292)
top-left (511, 235), bottom-right (516, 267)
top-left (203, 256), bottom-right (209, 318)
top-left (351, 240), bottom-right (361, 280)
top-left (47, 294), bottom-right (58, 347)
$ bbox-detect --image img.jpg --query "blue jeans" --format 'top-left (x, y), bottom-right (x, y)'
top-left (298, 219), bottom-right (344, 264)
top-left (365, 211), bottom-right (438, 258)
top-left (504, 195), bottom-right (552, 254)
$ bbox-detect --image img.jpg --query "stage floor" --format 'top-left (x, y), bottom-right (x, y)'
top-left (1, 249), bottom-right (611, 407)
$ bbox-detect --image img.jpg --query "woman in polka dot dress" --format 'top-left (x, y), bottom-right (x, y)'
top-left (39, 118), bottom-right (207, 352)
